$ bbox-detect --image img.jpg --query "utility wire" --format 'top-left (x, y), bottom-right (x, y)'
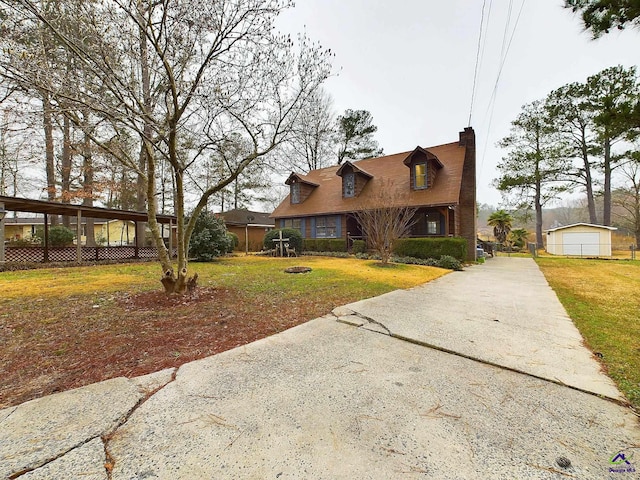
top-left (480, 0), bottom-right (527, 172)
top-left (468, 0), bottom-right (488, 127)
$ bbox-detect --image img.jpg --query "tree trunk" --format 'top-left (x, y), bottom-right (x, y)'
top-left (82, 125), bottom-right (96, 247)
top-left (603, 137), bottom-right (612, 226)
top-left (535, 130), bottom-right (544, 247)
top-left (580, 131), bottom-right (597, 223)
top-left (136, 4), bottom-right (150, 245)
top-left (535, 182), bottom-right (543, 247)
top-left (42, 90), bottom-right (58, 225)
top-left (61, 114), bottom-right (72, 227)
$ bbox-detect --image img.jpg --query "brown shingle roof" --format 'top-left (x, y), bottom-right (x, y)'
top-left (271, 140), bottom-right (466, 219)
top-left (219, 209), bottom-right (275, 226)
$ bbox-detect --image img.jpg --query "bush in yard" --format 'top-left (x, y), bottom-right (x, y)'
top-left (301, 251), bottom-right (350, 258)
top-left (352, 239), bottom-right (366, 254)
top-left (264, 228), bottom-right (302, 254)
top-left (46, 225), bottom-right (75, 247)
top-left (303, 238), bottom-right (346, 252)
top-left (188, 211), bottom-right (232, 261)
top-left (391, 255), bottom-right (439, 267)
top-left (436, 255), bottom-right (462, 271)
top-left (227, 232), bottom-right (239, 252)
top-left (394, 237), bottom-right (467, 261)
top-left (302, 239), bottom-right (316, 251)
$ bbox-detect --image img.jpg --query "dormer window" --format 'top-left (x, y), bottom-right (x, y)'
top-left (404, 147), bottom-right (443, 191)
top-left (291, 182), bottom-right (301, 204)
top-left (414, 163), bottom-right (428, 189)
top-left (343, 172), bottom-right (355, 198)
top-left (336, 161), bottom-right (372, 198)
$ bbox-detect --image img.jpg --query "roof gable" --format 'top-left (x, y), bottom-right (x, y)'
top-left (335, 160), bottom-right (374, 179)
top-left (402, 146), bottom-right (444, 169)
top-left (285, 172), bottom-right (319, 187)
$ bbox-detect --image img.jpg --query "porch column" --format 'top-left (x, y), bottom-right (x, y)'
top-left (0, 202), bottom-right (6, 263)
top-left (43, 213), bottom-right (49, 262)
top-left (168, 219), bottom-right (173, 258)
top-left (134, 220), bottom-right (139, 258)
top-left (76, 209), bottom-right (82, 263)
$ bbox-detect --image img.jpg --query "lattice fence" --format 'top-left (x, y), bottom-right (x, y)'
top-left (5, 246), bottom-right (177, 263)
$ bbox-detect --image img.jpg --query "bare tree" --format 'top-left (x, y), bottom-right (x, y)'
top-left (284, 88), bottom-right (335, 172)
top-left (0, 0), bottom-right (332, 294)
top-left (353, 179), bottom-right (417, 265)
top-left (613, 153), bottom-right (640, 247)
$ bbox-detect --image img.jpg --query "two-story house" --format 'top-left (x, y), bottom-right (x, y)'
top-left (271, 127), bottom-right (477, 260)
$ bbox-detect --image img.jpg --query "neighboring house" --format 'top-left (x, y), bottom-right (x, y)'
top-left (2, 217), bottom-right (171, 246)
top-left (271, 127), bottom-right (477, 260)
top-left (545, 223), bottom-right (617, 257)
top-left (218, 209), bottom-right (275, 252)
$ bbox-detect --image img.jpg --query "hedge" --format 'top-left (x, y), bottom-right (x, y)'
top-left (394, 237), bottom-right (467, 261)
top-left (264, 228), bottom-right (303, 253)
top-left (351, 239), bottom-right (366, 254)
top-left (302, 238), bottom-right (347, 253)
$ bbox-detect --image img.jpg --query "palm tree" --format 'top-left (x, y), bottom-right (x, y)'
top-left (487, 210), bottom-right (513, 246)
top-left (509, 228), bottom-right (529, 249)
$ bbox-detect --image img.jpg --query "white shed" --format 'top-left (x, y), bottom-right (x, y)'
top-left (545, 223), bottom-right (617, 257)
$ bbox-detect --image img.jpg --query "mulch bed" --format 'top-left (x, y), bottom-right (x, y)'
top-left (1, 286), bottom-right (337, 408)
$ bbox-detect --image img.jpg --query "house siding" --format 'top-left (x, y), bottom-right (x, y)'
top-left (299, 183), bottom-right (316, 204)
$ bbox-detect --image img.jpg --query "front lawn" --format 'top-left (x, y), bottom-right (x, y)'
top-left (0, 256), bottom-right (447, 408)
top-left (536, 257), bottom-right (640, 410)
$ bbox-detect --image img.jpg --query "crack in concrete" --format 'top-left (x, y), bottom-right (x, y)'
top-left (1, 406), bottom-right (17, 423)
top-left (334, 310), bottom-right (392, 335)
top-left (100, 369), bottom-right (179, 476)
top-left (9, 436), bottom-right (98, 479)
top-left (335, 310), bottom-right (630, 409)
top-left (10, 371), bottom-right (179, 479)
top-left (103, 436), bottom-right (115, 480)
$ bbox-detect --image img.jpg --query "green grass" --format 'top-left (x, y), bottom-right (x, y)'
top-left (0, 255), bottom-right (447, 301)
top-left (536, 257), bottom-right (640, 409)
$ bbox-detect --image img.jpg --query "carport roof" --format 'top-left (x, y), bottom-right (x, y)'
top-left (0, 195), bottom-right (176, 224)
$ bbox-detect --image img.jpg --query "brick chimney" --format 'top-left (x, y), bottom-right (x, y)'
top-left (458, 126), bottom-right (476, 147)
top-left (458, 127), bottom-right (477, 261)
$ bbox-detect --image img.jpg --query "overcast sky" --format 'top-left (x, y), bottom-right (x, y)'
top-left (276, 0), bottom-right (639, 207)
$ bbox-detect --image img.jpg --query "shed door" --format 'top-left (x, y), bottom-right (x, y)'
top-left (562, 232), bottom-right (599, 256)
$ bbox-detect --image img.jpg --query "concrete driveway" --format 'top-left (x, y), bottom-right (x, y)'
top-left (1, 257), bottom-right (638, 479)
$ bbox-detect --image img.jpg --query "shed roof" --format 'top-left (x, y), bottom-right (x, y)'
top-left (545, 223), bottom-right (618, 233)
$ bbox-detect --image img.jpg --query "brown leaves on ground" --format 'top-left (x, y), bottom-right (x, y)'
top-left (0, 286), bottom-right (337, 408)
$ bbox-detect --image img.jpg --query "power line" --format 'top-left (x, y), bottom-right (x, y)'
top-left (480, 0), bottom-right (527, 172)
top-left (468, 0), bottom-right (488, 127)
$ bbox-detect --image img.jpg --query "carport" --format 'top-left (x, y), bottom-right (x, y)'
top-left (0, 195), bottom-right (176, 263)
